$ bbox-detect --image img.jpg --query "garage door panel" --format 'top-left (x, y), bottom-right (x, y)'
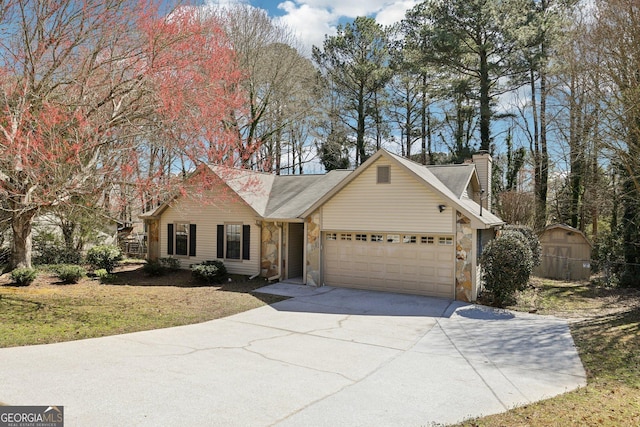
top-left (323, 232), bottom-right (455, 298)
top-left (420, 266), bottom-right (436, 276)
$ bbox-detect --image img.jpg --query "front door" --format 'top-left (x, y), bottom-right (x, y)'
top-left (287, 223), bottom-right (304, 279)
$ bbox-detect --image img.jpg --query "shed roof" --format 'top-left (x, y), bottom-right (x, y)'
top-left (540, 223), bottom-right (593, 247)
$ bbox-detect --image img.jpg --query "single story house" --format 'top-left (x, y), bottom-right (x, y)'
top-left (140, 149), bottom-right (504, 302)
top-left (534, 223), bottom-right (593, 281)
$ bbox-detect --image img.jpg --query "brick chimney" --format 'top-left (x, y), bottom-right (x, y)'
top-left (472, 151), bottom-right (492, 212)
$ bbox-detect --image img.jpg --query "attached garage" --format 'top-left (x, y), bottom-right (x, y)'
top-left (300, 151), bottom-right (504, 302)
top-left (322, 231), bottom-right (455, 298)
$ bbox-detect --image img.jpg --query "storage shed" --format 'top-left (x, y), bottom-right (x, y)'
top-left (534, 224), bottom-right (592, 281)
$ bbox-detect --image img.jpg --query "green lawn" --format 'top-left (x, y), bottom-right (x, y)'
top-left (0, 265), bottom-right (283, 348)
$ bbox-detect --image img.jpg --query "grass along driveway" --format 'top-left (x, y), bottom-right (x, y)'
top-left (0, 264), bottom-right (283, 348)
top-left (458, 277), bottom-right (640, 426)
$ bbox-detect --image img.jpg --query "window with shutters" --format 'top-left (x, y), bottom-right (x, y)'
top-left (175, 223), bottom-right (189, 255)
top-left (226, 224), bottom-right (241, 259)
top-left (167, 222), bottom-right (196, 257)
top-left (217, 223), bottom-right (251, 261)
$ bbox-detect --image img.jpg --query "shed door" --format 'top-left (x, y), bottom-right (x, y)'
top-left (323, 232), bottom-right (454, 298)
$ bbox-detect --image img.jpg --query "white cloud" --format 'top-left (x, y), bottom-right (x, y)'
top-left (206, 0), bottom-right (249, 7)
top-left (375, 0), bottom-right (419, 27)
top-left (275, 1), bottom-right (338, 55)
top-left (274, 0), bottom-right (417, 55)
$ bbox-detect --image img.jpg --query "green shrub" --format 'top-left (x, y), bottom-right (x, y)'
top-left (143, 260), bottom-right (166, 276)
top-left (86, 245), bottom-right (122, 273)
top-left (11, 267), bottom-right (37, 286)
top-left (503, 225), bottom-right (542, 267)
top-left (33, 245), bottom-right (82, 266)
top-left (94, 268), bottom-right (115, 284)
top-left (159, 257), bottom-right (181, 271)
top-left (143, 258), bottom-right (181, 276)
top-left (191, 260), bottom-right (227, 283)
top-left (55, 264), bottom-right (86, 284)
top-left (592, 229), bottom-right (624, 279)
top-left (480, 232), bottom-right (534, 307)
top-left (32, 231), bottom-right (83, 265)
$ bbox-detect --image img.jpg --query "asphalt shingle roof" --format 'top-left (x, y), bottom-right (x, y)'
top-left (141, 150), bottom-right (503, 228)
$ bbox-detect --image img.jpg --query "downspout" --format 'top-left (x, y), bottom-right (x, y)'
top-left (268, 222), bottom-right (282, 282)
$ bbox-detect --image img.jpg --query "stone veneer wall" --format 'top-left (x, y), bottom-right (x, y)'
top-left (261, 222), bottom-right (279, 277)
top-left (146, 219), bottom-right (159, 262)
top-left (306, 212), bottom-right (321, 287)
top-left (455, 212), bottom-right (473, 302)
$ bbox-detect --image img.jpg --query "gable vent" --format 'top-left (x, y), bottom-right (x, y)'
top-left (377, 165), bottom-right (390, 184)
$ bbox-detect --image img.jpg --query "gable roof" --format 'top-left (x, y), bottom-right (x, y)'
top-left (265, 170), bottom-right (352, 220)
top-left (140, 164), bottom-right (352, 221)
top-left (301, 149), bottom-right (503, 228)
top-left (209, 166), bottom-right (275, 216)
top-left (141, 149), bottom-right (504, 229)
top-left (426, 164), bottom-right (478, 199)
top-left (540, 223), bottom-right (593, 247)
top-left (210, 166), bottom-right (353, 220)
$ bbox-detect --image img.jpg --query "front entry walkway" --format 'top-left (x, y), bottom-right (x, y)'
top-left (0, 285), bottom-right (585, 426)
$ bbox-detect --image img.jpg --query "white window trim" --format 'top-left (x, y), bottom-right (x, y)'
top-left (224, 222), bottom-right (243, 261)
top-left (174, 221), bottom-right (190, 257)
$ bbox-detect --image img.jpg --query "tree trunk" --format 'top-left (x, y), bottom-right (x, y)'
top-left (421, 74), bottom-right (427, 165)
top-left (11, 209), bottom-right (37, 269)
top-left (357, 86), bottom-right (366, 165)
top-left (535, 0), bottom-right (550, 231)
top-left (537, 59), bottom-right (549, 230)
top-left (479, 49), bottom-right (491, 152)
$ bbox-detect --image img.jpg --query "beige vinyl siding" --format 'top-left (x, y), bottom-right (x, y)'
top-left (322, 158), bottom-right (453, 233)
top-left (160, 191), bottom-right (260, 275)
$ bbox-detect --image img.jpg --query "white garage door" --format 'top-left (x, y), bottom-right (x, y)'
top-left (323, 232), bottom-right (455, 298)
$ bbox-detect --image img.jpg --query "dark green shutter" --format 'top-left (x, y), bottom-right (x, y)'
top-left (167, 224), bottom-right (174, 255)
top-left (242, 225), bottom-right (250, 260)
top-left (217, 225), bottom-right (224, 259)
top-left (189, 224), bottom-right (197, 257)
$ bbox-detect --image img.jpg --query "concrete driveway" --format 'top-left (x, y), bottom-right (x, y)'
top-left (0, 284), bottom-right (585, 426)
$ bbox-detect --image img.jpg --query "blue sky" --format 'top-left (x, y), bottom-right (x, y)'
top-left (203, 0), bottom-right (419, 55)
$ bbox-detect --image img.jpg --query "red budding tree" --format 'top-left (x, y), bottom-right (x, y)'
top-left (0, 0), bottom-right (246, 268)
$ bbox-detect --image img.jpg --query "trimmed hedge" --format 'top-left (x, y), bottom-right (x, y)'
top-left (191, 260), bottom-right (227, 283)
top-left (143, 258), bottom-right (181, 277)
top-left (503, 224), bottom-right (542, 267)
top-left (86, 245), bottom-right (122, 273)
top-left (480, 231), bottom-right (533, 307)
top-left (159, 257), bottom-right (181, 271)
top-left (55, 264), bottom-right (86, 284)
